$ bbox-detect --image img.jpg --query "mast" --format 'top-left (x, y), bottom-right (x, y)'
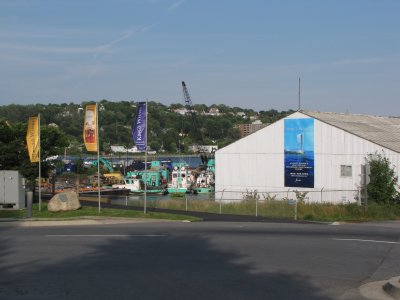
top-left (144, 99), bottom-right (148, 214)
top-left (97, 103), bottom-right (101, 213)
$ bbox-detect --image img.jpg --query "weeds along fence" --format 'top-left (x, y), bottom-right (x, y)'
top-left (107, 188), bottom-right (362, 220)
top-left (40, 174), bottom-right (381, 221)
top-left (216, 189), bottom-right (362, 205)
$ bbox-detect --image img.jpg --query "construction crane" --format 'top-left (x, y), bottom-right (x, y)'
top-left (181, 81), bottom-right (203, 145)
top-left (181, 81), bottom-right (216, 163)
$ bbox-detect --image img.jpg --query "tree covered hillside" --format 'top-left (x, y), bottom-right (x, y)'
top-left (0, 100), bottom-right (293, 154)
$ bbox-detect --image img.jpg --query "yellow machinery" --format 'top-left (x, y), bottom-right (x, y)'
top-left (103, 172), bottom-right (123, 185)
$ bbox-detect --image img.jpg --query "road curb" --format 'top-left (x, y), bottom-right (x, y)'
top-left (360, 276), bottom-right (400, 300)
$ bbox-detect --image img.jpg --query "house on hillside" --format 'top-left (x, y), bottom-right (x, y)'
top-left (215, 110), bottom-right (400, 203)
top-left (173, 108), bottom-right (188, 115)
top-left (189, 145), bottom-right (218, 154)
top-left (236, 112), bottom-right (246, 118)
top-left (110, 145), bottom-right (141, 153)
top-left (206, 107), bottom-right (221, 116)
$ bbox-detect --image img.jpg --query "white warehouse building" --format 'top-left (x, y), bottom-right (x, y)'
top-left (215, 110), bottom-right (400, 203)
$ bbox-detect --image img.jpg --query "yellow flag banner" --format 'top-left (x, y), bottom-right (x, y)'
top-left (83, 104), bottom-right (98, 152)
top-left (26, 116), bottom-right (39, 163)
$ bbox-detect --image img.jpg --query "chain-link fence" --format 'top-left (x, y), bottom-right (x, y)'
top-left (79, 188), bottom-right (361, 220)
top-left (40, 173), bottom-right (363, 220)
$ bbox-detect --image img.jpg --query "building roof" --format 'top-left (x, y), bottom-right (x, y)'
top-left (301, 110), bottom-right (400, 153)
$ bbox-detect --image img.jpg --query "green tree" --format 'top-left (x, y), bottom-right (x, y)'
top-left (166, 142), bottom-right (177, 153)
top-left (0, 120), bottom-right (25, 170)
top-left (0, 101), bottom-right (295, 154)
top-left (367, 153), bottom-right (400, 205)
top-left (149, 140), bottom-right (161, 152)
top-left (41, 125), bottom-right (70, 159)
top-left (0, 120), bottom-right (69, 189)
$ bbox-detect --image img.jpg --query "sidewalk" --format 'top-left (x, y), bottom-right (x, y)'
top-left (360, 276), bottom-right (400, 300)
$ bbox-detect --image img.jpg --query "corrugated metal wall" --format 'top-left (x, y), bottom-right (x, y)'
top-left (215, 112), bottom-right (400, 203)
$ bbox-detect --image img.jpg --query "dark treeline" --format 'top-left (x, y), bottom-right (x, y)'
top-left (0, 100), bottom-right (293, 154)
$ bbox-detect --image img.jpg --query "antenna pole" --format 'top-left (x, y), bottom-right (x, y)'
top-left (298, 77), bottom-right (301, 111)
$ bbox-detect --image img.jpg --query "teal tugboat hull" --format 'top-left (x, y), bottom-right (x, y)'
top-left (192, 186), bottom-right (214, 194)
top-left (167, 187), bottom-right (188, 194)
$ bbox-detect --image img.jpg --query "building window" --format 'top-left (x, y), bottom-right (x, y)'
top-left (340, 165), bottom-right (352, 177)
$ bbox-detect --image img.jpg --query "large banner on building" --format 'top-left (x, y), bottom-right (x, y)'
top-left (132, 102), bottom-right (147, 151)
top-left (284, 118), bottom-right (314, 188)
top-left (83, 104), bottom-right (98, 152)
top-left (26, 116), bottom-right (39, 163)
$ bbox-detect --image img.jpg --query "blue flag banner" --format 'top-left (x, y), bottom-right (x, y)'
top-left (132, 102), bottom-right (147, 151)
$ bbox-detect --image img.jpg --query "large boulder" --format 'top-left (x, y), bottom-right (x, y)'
top-left (48, 191), bottom-right (81, 212)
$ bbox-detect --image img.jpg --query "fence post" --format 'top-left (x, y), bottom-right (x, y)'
top-left (255, 196), bottom-right (258, 217)
top-left (27, 191), bottom-right (33, 218)
top-left (358, 188), bottom-right (361, 206)
top-left (125, 195), bottom-right (128, 206)
top-left (185, 194), bottom-right (188, 212)
top-left (320, 187), bottom-right (324, 203)
top-left (294, 199), bottom-right (298, 221)
top-left (219, 189), bottom-right (225, 214)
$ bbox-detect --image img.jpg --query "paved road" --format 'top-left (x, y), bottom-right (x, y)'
top-left (0, 220), bottom-right (399, 299)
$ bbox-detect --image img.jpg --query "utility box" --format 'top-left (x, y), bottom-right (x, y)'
top-left (0, 170), bottom-right (26, 209)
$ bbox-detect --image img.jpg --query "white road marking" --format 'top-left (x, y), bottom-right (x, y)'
top-left (46, 234), bottom-right (166, 237)
top-left (333, 238), bottom-right (400, 244)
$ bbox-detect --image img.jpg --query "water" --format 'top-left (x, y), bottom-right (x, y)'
top-left (61, 155), bottom-right (204, 168)
top-left (154, 156), bottom-right (203, 168)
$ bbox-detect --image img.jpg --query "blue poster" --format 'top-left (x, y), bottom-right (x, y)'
top-left (284, 118), bottom-right (314, 188)
top-left (132, 102), bottom-right (147, 151)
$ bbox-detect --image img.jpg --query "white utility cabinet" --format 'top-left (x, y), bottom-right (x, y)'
top-left (0, 170), bottom-right (26, 209)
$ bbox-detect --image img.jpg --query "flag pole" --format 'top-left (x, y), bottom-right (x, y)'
top-left (96, 103), bottom-right (101, 213)
top-left (144, 99), bottom-right (148, 214)
top-left (38, 113), bottom-right (41, 212)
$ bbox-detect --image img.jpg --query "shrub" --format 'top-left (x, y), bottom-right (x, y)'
top-left (242, 189), bottom-right (260, 201)
top-left (367, 153), bottom-right (400, 205)
top-left (294, 190), bottom-right (309, 203)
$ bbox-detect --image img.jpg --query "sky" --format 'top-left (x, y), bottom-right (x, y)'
top-left (1, 0), bottom-right (399, 116)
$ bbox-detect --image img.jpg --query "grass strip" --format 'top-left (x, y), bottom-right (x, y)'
top-left (2, 200), bottom-right (400, 223)
top-left (133, 198), bottom-right (400, 222)
top-left (0, 203), bottom-right (201, 222)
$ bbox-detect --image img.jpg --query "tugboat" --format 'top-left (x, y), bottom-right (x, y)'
top-left (192, 159), bottom-right (215, 194)
top-left (113, 160), bottom-right (169, 195)
top-left (167, 163), bottom-right (194, 194)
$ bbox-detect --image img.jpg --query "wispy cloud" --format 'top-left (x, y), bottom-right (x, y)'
top-left (0, 43), bottom-right (105, 55)
top-left (0, 25), bottom-right (147, 83)
top-left (85, 23), bottom-right (157, 77)
top-left (332, 57), bottom-right (385, 66)
top-left (95, 24), bottom-right (156, 53)
top-left (0, 22), bottom-right (157, 56)
top-left (270, 55), bottom-right (400, 74)
top-left (0, 28), bottom-right (98, 39)
top-left (168, 0), bottom-right (185, 11)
